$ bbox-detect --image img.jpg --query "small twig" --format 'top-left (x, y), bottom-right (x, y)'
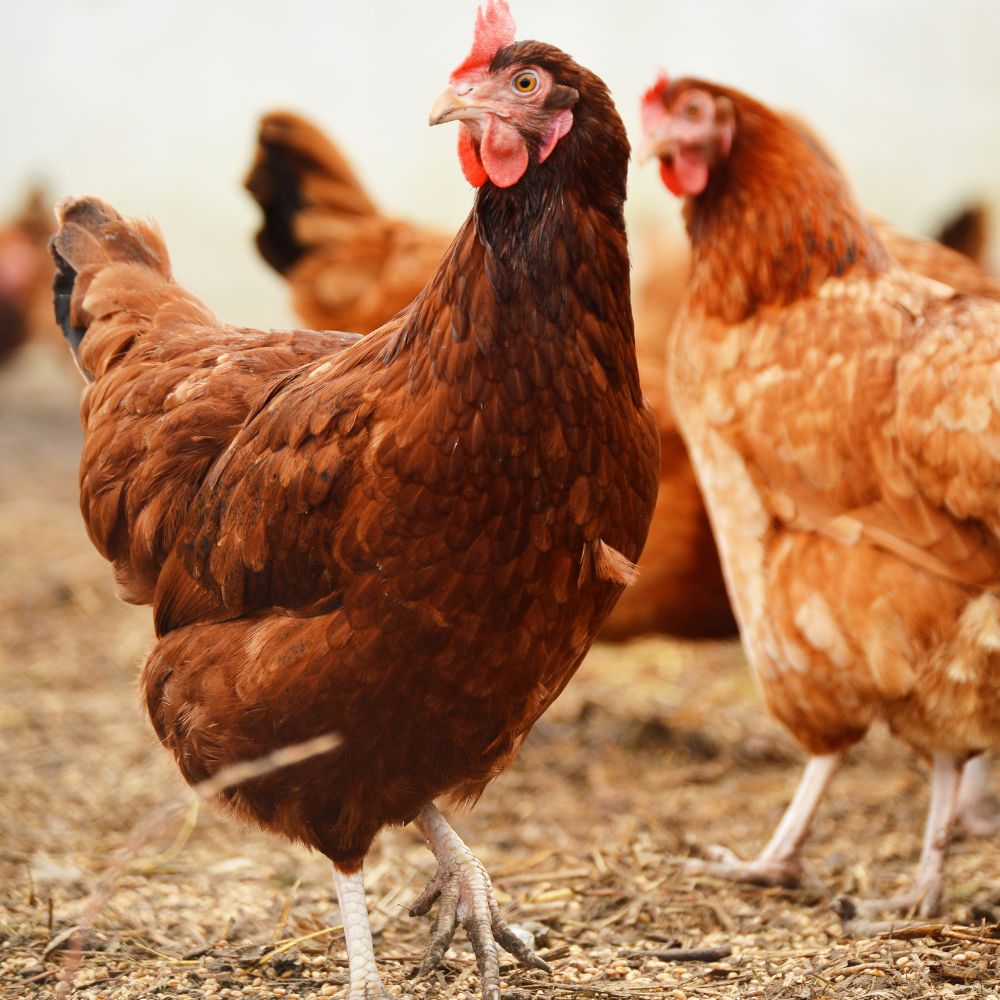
top-left (626, 945), bottom-right (732, 963)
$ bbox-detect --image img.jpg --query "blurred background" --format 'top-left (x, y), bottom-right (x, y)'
top-left (4, 0), bottom-right (999, 326)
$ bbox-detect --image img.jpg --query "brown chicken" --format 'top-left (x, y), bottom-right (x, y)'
top-left (640, 72), bottom-right (1000, 917)
top-left (51, 5), bottom-right (658, 997)
top-left (0, 187), bottom-right (55, 363)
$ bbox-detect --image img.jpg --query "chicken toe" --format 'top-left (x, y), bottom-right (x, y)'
top-left (682, 844), bottom-right (822, 891)
top-left (683, 753), bottom-right (841, 892)
top-left (410, 804), bottom-right (550, 999)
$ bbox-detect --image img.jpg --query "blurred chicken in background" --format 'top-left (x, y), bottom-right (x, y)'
top-left (0, 187), bottom-right (55, 364)
top-left (246, 112), bottom-right (452, 336)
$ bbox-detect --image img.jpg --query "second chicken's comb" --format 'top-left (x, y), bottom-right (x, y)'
top-left (640, 71), bottom-right (671, 129)
top-left (451, 0), bottom-right (517, 83)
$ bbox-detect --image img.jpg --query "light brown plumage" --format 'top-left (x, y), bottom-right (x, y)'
top-left (643, 73), bottom-right (1000, 915)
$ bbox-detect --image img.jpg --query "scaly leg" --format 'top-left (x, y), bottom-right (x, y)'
top-left (333, 867), bottom-right (390, 999)
top-left (684, 752), bottom-right (843, 888)
top-left (842, 753), bottom-right (963, 918)
top-left (955, 754), bottom-right (1000, 837)
top-left (410, 804), bottom-right (550, 1000)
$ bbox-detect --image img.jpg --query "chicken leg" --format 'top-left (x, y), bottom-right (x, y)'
top-left (684, 752), bottom-right (843, 888)
top-left (410, 804), bottom-right (550, 1000)
top-left (840, 753), bottom-right (963, 918)
top-left (333, 868), bottom-right (390, 999)
top-left (955, 753), bottom-right (1000, 837)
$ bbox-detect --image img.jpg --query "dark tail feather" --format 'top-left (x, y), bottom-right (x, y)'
top-left (51, 237), bottom-right (86, 354)
top-left (49, 196), bottom-right (172, 373)
top-left (934, 203), bottom-right (989, 265)
top-left (244, 111), bottom-right (376, 275)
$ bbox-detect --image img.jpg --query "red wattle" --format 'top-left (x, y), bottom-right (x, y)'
top-left (659, 148), bottom-right (709, 198)
top-left (659, 159), bottom-right (684, 197)
top-left (480, 117), bottom-right (529, 188)
top-left (458, 128), bottom-right (488, 187)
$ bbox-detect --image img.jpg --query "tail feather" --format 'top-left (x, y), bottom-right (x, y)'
top-left (49, 196), bottom-right (200, 380)
top-left (51, 241), bottom-right (86, 354)
top-left (245, 111), bottom-right (377, 275)
top-left (934, 203), bottom-right (989, 265)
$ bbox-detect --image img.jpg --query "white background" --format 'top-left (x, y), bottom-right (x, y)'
top-left (5, 0), bottom-right (999, 326)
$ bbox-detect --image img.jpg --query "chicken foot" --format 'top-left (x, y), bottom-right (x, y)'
top-left (410, 804), bottom-right (550, 1000)
top-left (333, 867), bottom-right (390, 999)
top-left (839, 753), bottom-right (963, 919)
top-left (955, 753), bottom-right (1000, 837)
top-left (683, 752), bottom-right (843, 889)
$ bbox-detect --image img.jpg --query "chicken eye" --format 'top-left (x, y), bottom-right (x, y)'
top-left (512, 71), bottom-right (539, 94)
top-left (685, 102), bottom-right (701, 119)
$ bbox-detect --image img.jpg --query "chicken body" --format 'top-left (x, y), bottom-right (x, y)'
top-left (644, 76), bottom-right (1000, 915)
top-left (245, 111), bottom-right (996, 644)
top-left (53, 17), bottom-right (657, 998)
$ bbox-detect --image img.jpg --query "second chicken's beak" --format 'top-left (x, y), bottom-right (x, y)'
top-left (429, 87), bottom-right (494, 126)
top-left (636, 132), bottom-right (673, 165)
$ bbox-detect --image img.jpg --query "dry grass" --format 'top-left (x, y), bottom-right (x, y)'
top-left (2, 348), bottom-right (1000, 999)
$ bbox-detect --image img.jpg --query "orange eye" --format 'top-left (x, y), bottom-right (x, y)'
top-left (512, 71), bottom-right (539, 94)
top-left (685, 102), bottom-right (700, 119)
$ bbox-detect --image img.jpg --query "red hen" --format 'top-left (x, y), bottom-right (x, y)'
top-left (50, 5), bottom-right (658, 997)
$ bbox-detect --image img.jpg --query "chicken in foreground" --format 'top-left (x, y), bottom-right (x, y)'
top-left (51, 4), bottom-right (658, 997)
top-left (641, 72), bottom-right (1000, 917)
top-left (245, 107), bottom-right (734, 640)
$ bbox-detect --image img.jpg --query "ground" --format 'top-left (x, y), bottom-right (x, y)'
top-left (2, 348), bottom-right (1000, 1000)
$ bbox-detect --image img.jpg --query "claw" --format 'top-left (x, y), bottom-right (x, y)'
top-left (682, 847), bottom-right (822, 892)
top-left (410, 805), bottom-right (552, 1000)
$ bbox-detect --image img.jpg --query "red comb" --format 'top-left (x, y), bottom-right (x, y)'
top-left (451, 0), bottom-right (517, 83)
top-left (640, 71), bottom-right (671, 130)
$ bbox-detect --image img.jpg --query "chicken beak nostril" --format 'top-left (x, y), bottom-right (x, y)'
top-left (429, 89), bottom-right (459, 126)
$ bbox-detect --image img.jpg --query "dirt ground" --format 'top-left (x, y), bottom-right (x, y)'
top-left (2, 347), bottom-right (1000, 1000)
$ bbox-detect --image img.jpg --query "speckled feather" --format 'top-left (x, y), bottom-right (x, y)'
top-left (56, 43), bottom-right (658, 873)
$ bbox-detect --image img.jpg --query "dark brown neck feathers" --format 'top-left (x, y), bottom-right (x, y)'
top-left (685, 91), bottom-right (890, 323)
top-left (388, 65), bottom-right (641, 409)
